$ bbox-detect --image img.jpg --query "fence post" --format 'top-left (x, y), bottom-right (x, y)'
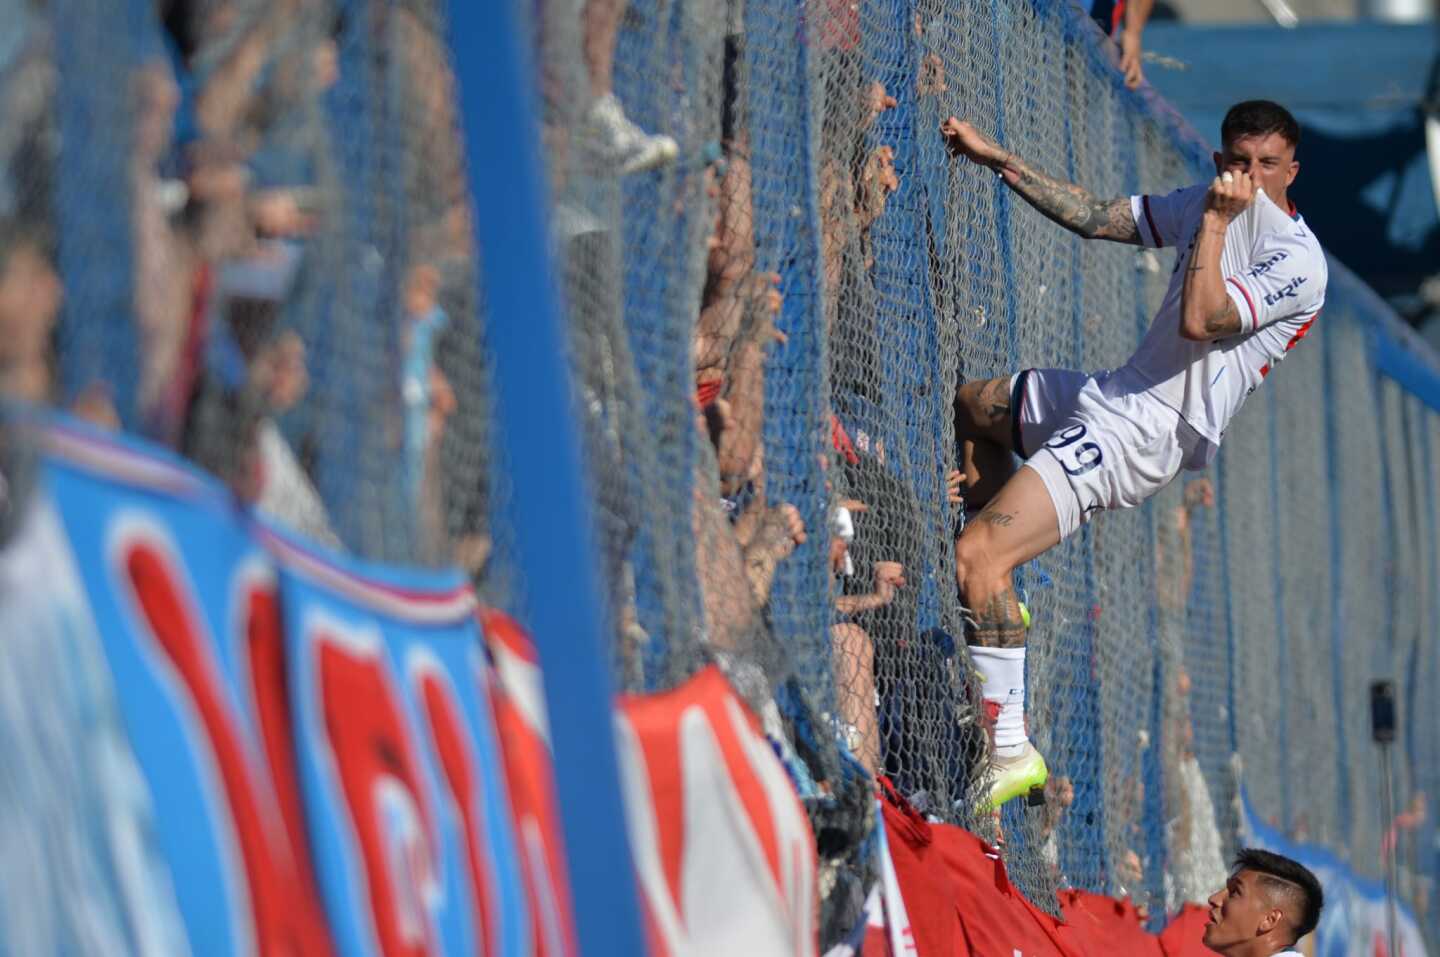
top-left (444, 4), bottom-right (648, 954)
top-left (1321, 320), bottom-right (1354, 846)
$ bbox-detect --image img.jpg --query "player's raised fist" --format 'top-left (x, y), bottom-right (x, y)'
top-left (940, 117), bottom-right (1007, 168)
top-left (1204, 169), bottom-right (1255, 223)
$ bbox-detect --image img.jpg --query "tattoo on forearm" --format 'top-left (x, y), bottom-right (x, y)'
top-left (1203, 301), bottom-right (1239, 335)
top-left (1008, 159), bottom-right (1139, 243)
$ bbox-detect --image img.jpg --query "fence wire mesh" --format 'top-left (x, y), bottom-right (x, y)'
top-left (3, 0), bottom-right (1440, 950)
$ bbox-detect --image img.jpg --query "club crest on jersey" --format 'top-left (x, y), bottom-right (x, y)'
top-left (1263, 276), bottom-right (1307, 306)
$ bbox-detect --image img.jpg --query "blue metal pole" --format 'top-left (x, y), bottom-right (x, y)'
top-left (444, 5), bottom-right (647, 955)
top-left (1263, 389), bottom-right (1291, 830)
top-left (1320, 317), bottom-right (1354, 846)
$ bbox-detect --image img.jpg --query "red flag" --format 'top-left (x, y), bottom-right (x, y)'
top-left (1159, 903), bottom-right (1223, 957)
top-left (616, 666), bottom-right (818, 957)
top-left (878, 781), bottom-right (964, 956)
top-left (931, 825), bottom-right (1081, 957)
top-left (1057, 889), bottom-right (1163, 957)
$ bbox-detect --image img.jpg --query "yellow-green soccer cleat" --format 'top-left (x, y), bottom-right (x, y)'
top-left (983, 740), bottom-right (1048, 812)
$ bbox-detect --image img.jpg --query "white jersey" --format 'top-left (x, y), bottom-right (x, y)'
top-left (1123, 184), bottom-right (1327, 467)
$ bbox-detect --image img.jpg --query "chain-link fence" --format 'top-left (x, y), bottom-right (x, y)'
top-left (4, 0), bottom-right (1440, 950)
top-left (528, 0), bottom-right (1440, 941)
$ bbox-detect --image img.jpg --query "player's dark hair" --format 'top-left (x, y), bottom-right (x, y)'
top-left (1233, 847), bottom-right (1324, 943)
top-left (1221, 100), bottom-right (1301, 149)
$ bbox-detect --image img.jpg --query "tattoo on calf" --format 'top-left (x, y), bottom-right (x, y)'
top-left (967, 593), bottom-right (1027, 648)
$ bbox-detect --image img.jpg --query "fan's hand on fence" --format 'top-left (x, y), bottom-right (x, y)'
top-left (864, 82), bottom-right (898, 131)
top-left (742, 271), bottom-right (783, 321)
top-left (1204, 170), bottom-right (1255, 223)
top-left (777, 503), bottom-right (805, 546)
top-left (940, 118), bottom-right (1007, 169)
top-left (857, 146), bottom-right (899, 230)
top-left (873, 561), bottom-right (906, 604)
top-left (427, 367), bottom-right (455, 443)
top-left (1183, 477), bottom-right (1215, 510)
top-left (751, 503), bottom-right (806, 563)
top-left (404, 263), bottom-right (441, 317)
top-left (918, 53), bottom-right (946, 97)
top-left (1119, 32), bottom-right (1145, 90)
top-left (873, 146), bottom-right (899, 194)
top-left (250, 188), bottom-right (316, 237)
top-left (946, 468), bottom-right (964, 505)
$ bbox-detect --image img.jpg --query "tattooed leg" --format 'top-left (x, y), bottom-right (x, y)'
top-left (953, 468), bottom-right (1063, 649)
top-left (966, 587), bottom-right (1028, 648)
top-left (957, 507), bottom-right (1028, 649)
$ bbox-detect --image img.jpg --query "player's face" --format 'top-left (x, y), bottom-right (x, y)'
top-left (1214, 132), bottom-right (1298, 208)
top-left (1202, 870), bottom-right (1278, 953)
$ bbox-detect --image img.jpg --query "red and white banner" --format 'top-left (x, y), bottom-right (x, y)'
top-left (615, 666), bottom-right (819, 957)
top-left (478, 608), bottom-right (579, 957)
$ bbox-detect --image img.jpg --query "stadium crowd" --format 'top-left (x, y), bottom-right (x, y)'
top-left (0, 1), bottom-right (493, 567)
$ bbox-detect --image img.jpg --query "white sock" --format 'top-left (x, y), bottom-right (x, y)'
top-left (969, 645), bottom-right (1028, 758)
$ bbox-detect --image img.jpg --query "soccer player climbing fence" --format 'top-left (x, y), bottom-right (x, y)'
top-left (533, 0), bottom-right (1440, 940)
top-left (2, 0), bottom-right (1440, 952)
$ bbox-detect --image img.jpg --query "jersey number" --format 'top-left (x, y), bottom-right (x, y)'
top-left (1044, 423), bottom-right (1104, 476)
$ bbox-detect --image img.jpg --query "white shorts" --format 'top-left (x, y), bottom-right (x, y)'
top-left (1009, 368), bottom-right (1200, 541)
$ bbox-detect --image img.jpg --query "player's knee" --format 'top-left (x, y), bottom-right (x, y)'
top-left (954, 529), bottom-right (1010, 599)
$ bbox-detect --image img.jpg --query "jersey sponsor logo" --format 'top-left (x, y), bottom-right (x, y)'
top-left (1263, 275), bottom-right (1307, 307)
top-left (1244, 250), bottom-right (1288, 278)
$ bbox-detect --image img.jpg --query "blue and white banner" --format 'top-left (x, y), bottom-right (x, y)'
top-left (41, 419), bottom-right (334, 957)
top-left (269, 525), bottom-right (533, 957)
top-left (0, 414), bottom-right (564, 956)
top-left (0, 483), bottom-right (189, 956)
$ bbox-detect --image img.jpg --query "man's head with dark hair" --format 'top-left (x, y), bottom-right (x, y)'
top-left (1214, 100), bottom-right (1301, 210)
top-left (1202, 847), bottom-right (1324, 954)
top-left (1221, 100), bottom-right (1301, 150)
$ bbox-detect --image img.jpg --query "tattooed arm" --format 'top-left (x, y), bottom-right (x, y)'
top-left (940, 117), bottom-right (1139, 244)
top-left (1179, 171), bottom-right (1255, 340)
